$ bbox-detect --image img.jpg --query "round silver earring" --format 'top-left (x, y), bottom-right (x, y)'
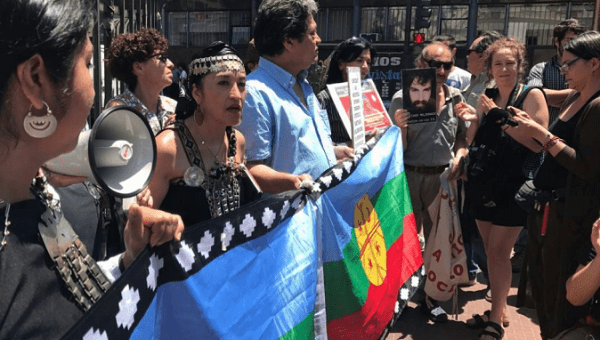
top-left (23, 101), bottom-right (57, 138)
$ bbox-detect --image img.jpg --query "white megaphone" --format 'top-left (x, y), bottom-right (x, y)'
top-left (44, 106), bottom-right (157, 198)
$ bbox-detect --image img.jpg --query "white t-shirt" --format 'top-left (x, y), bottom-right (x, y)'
top-left (445, 66), bottom-right (471, 91)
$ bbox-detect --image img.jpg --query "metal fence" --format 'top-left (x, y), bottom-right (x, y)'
top-left (165, 2), bottom-right (594, 47)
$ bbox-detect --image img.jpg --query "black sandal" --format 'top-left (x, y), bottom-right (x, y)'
top-left (466, 310), bottom-right (491, 329)
top-left (477, 321), bottom-right (504, 340)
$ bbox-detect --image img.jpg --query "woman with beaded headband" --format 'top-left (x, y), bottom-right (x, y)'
top-left (146, 41), bottom-right (262, 225)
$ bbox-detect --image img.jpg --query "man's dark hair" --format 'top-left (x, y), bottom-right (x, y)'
top-left (433, 34), bottom-right (457, 51)
top-left (253, 0), bottom-right (318, 57)
top-left (406, 73), bottom-right (431, 88)
top-left (554, 18), bottom-right (586, 43)
top-left (473, 31), bottom-right (504, 53)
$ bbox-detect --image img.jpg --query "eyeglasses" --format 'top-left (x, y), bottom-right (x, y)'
top-left (424, 58), bottom-right (453, 70)
top-left (559, 57), bottom-right (581, 73)
top-left (149, 52), bottom-right (168, 63)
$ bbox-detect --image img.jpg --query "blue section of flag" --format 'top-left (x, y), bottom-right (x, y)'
top-left (130, 201), bottom-right (319, 340)
top-left (317, 126), bottom-right (403, 264)
top-left (61, 127), bottom-right (406, 340)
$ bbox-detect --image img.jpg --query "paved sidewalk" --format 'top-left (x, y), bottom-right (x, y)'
top-left (386, 272), bottom-right (542, 340)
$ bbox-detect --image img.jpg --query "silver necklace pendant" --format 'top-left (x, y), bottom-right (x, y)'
top-left (184, 166), bottom-right (205, 187)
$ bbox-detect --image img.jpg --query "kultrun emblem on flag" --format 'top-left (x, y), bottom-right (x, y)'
top-left (354, 193), bottom-right (387, 286)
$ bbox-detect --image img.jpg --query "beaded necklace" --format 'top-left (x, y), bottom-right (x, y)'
top-left (179, 124), bottom-right (242, 219)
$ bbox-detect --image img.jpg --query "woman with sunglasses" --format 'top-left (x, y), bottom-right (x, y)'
top-left (317, 36), bottom-right (376, 147)
top-left (146, 41), bottom-right (261, 226)
top-left (106, 28), bottom-right (177, 135)
top-left (504, 31), bottom-right (600, 339)
top-left (457, 38), bottom-right (549, 340)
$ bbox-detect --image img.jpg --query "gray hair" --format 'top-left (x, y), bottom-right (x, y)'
top-left (416, 42), bottom-right (451, 67)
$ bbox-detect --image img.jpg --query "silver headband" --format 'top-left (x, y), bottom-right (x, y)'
top-left (190, 54), bottom-right (244, 76)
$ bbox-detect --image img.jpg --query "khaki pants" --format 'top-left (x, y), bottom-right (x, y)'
top-left (405, 169), bottom-right (441, 243)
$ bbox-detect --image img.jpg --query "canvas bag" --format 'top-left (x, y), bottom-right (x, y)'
top-left (423, 167), bottom-right (469, 301)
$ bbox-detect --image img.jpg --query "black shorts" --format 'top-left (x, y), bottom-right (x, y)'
top-left (472, 193), bottom-right (528, 227)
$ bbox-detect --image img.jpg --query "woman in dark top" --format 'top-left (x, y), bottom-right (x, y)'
top-left (317, 36), bottom-right (376, 146)
top-left (0, 1), bottom-right (183, 339)
top-left (147, 42), bottom-right (261, 226)
top-left (458, 38), bottom-right (549, 340)
top-left (509, 31), bottom-right (600, 339)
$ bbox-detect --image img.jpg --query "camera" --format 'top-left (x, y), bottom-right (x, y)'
top-left (467, 143), bottom-right (497, 180)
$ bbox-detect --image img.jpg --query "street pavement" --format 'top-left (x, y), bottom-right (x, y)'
top-left (385, 271), bottom-right (542, 340)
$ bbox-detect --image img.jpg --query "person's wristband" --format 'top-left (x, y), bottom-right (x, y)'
top-left (543, 136), bottom-right (562, 152)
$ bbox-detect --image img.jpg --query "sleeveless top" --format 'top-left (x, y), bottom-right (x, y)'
top-left (159, 121), bottom-right (261, 227)
top-left (484, 85), bottom-right (543, 180)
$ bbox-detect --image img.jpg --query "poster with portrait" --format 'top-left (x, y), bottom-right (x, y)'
top-left (401, 68), bottom-right (437, 124)
top-left (326, 79), bottom-right (392, 146)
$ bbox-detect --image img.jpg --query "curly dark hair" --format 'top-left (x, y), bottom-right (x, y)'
top-left (106, 28), bottom-right (169, 91)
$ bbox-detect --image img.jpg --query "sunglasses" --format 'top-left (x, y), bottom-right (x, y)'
top-left (424, 58), bottom-right (453, 70)
top-left (149, 52), bottom-right (168, 63)
top-left (466, 48), bottom-right (481, 55)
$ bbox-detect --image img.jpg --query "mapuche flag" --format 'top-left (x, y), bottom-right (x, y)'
top-left (311, 126), bottom-right (423, 339)
top-left (61, 126), bottom-right (422, 340)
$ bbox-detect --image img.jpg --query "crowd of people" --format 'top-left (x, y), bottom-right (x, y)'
top-left (1, 0), bottom-right (600, 339)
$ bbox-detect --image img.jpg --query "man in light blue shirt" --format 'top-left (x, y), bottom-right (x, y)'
top-left (238, 0), bottom-right (351, 193)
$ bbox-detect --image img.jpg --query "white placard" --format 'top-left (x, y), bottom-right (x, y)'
top-left (347, 67), bottom-right (365, 149)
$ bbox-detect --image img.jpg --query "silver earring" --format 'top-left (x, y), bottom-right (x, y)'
top-left (23, 101), bottom-right (57, 138)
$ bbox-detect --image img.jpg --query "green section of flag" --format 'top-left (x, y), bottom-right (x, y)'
top-left (279, 311), bottom-right (315, 340)
top-left (372, 172), bottom-right (412, 250)
top-left (324, 230), bottom-right (370, 321)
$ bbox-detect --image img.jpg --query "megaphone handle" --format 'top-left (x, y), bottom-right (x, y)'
top-left (112, 197), bottom-right (128, 235)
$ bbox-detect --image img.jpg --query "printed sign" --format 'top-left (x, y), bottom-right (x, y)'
top-left (401, 68), bottom-right (437, 124)
top-left (326, 78), bottom-right (392, 148)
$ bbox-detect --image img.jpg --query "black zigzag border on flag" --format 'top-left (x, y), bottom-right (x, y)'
top-left (378, 265), bottom-right (426, 340)
top-left (62, 189), bottom-right (308, 340)
top-left (63, 127), bottom-right (393, 340)
top-left (308, 127), bottom-right (388, 201)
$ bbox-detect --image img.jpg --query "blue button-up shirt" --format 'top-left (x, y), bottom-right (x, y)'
top-left (238, 57), bottom-right (337, 179)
